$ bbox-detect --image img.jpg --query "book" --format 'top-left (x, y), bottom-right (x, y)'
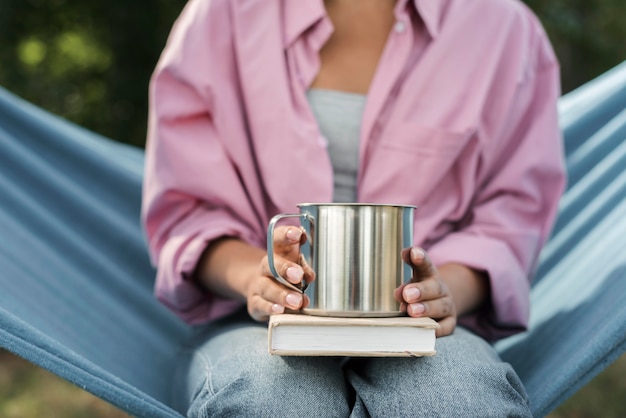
top-left (268, 314), bottom-right (439, 357)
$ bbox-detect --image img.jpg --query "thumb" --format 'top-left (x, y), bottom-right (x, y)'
top-left (401, 247), bottom-right (437, 281)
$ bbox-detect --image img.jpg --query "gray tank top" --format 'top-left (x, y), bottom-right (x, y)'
top-left (306, 88), bottom-right (366, 203)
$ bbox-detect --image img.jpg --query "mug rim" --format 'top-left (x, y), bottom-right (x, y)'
top-left (297, 202), bottom-right (417, 209)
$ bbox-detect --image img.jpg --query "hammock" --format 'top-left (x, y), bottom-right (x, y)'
top-left (1, 61), bottom-right (625, 417)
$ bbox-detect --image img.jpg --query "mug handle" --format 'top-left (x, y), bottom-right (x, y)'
top-left (267, 213), bottom-right (308, 293)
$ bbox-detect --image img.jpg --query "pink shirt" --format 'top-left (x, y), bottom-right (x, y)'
top-left (142, 0), bottom-right (566, 341)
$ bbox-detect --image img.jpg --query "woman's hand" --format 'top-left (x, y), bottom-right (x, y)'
top-left (395, 247), bottom-right (457, 337)
top-left (247, 226), bottom-right (314, 322)
top-left (194, 226), bottom-right (315, 323)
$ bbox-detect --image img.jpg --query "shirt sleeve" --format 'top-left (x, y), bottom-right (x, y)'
top-left (428, 46), bottom-right (567, 342)
top-left (141, 0), bottom-right (262, 324)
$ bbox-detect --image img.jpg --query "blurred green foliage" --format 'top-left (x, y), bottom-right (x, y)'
top-left (525, 0), bottom-right (626, 92)
top-left (0, 0), bottom-right (186, 147)
top-left (0, 0), bottom-right (625, 147)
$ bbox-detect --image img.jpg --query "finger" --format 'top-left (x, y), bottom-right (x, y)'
top-left (257, 278), bottom-right (305, 310)
top-left (248, 279), bottom-right (307, 321)
top-left (401, 277), bottom-right (446, 304)
top-left (299, 253), bottom-right (316, 284)
top-left (248, 294), bottom-right (286, 322)
top-left (394, 284), bottom-right (407, 303)
top-left (402, 247), bottom-right (437, 281)
top-left (251, 294), bottom-right (309, 323)
top-left (261, 254), bottom-right (305, 285)
top-left (406, 295), bottom-right (455, 320)
top-left (272, 226), bottom-right (306, 259)
top-left (247, 275), bottom-right (283, 319)
top-left (435, 316), bottom-right (457, 338)
top-left (273, 225), bottom-right (304, 245)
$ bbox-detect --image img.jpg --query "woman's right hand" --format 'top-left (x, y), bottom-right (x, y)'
top-left (247, 226), bottom-right (314, 322)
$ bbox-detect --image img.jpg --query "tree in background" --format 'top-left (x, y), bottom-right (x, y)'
top-left (1, 0), bottom-right (624, 147)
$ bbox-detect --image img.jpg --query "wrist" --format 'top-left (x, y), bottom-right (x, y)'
top-left (195, 237), bottom-right (265, 302)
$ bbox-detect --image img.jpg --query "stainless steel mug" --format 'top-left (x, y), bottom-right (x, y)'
top-left (267, 203), bottom-right (415, 317)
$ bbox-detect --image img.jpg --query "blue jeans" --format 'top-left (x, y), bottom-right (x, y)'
top-left (173, 310), bottom-right (531, 417)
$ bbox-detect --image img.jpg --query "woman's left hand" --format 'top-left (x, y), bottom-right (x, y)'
top-left (394, 247), bottom-right (457, 337)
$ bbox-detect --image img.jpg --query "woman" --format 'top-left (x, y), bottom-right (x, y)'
top-left (142, 0), bottom-right (566, 416)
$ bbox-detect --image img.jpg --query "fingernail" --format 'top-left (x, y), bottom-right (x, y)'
top-left (286, 293), bottom-right (302, 308)
top-left (411, 247), bottom-right (425, 261)
top-left (272, 304), bottom-right (285, 314)
top-left (286, 266), bottom-right (303, 283)
top-left (409, 303), bottom-right (425, 316)
top-left (286, 228), bottom-right (302, 242)
top-left (404, 287), bottom-right (420, 301)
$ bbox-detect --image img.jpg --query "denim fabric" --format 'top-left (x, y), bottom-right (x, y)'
top-left (175, 310), bottom-right (531, 417)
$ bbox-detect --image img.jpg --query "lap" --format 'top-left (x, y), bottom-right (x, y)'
top-left (174, 311), bottom-right (530, 418)
top-left (344, 328), bottom-right (531, 417)
top-left (174, 311), bottom-right (350, 417)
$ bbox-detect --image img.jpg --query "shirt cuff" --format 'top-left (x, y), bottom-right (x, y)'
top-left (153, 210), bottom-right (261, 325)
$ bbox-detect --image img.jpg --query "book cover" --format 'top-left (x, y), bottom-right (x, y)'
top-left (268, 314), bottom-right (439, 357)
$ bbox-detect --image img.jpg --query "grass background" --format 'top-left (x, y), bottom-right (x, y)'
top-left (1, 348), bottom-right (624, 417)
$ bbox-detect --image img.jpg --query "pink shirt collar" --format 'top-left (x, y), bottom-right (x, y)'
top-left (281, 0), bottom-right (444, 48)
